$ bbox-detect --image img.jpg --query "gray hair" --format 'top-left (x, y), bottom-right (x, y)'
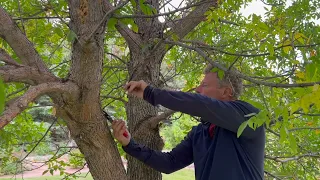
top-left (204, 64), bottom-right (243, 99)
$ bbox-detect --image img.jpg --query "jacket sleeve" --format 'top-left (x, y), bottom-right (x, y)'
top-left (122, 128), bottom-right (194, 174)
top-left (143, 86), bottom-right (260, 138)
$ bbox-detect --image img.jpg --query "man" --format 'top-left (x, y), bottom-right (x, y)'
top-left (112, 66), bottom-right (265, 180)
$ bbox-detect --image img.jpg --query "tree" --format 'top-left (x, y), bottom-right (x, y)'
top-left (0, 0), bottom-right (320, 180)
top-left (0, 0), bottom-right (216, 179)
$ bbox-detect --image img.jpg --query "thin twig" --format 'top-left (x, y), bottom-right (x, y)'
top-left (19, 118), bottom-right (57, 163)
top-left (114, 1), bottom-right (211, 19)
top-left (86, 0), bottom-right (130, 42)
top-left (6, 86), bottom-right (29, 98)
top-left (289, 127), bottom-right (320, 132)
top-left (164, 40), bottom-right (320, 88)
top-left (101, 95), bottom-right (127, 103)
top-left (13, 16), bottom-right (69, 20)
top-left (62, 163), bottom-right (87, 180)
top-left (264, 170), bottom-right (282, 180)
top-left (17, 0), bottom-right (26, 34)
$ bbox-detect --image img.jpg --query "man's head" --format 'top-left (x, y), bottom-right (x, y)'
top-left (195, 64), bottom-right (243, 101)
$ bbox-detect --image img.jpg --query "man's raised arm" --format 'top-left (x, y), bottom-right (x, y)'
top-left (122, 128), bottom-right (194, 174)
top-left (143, 86), bottom-right (260, 138)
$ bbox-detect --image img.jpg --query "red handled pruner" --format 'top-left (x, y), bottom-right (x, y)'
top-left (103, 111), bottom-right (129, 138)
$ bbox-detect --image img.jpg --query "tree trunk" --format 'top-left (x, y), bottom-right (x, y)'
top-left (57, 108), bottom-right (127, 180)
top-left (0, 0), bottom-right (216, 179)
top-left (121, 1), bottom-right (217, 179)
top-left (125, 49), bottom-right (166, 180)
top-left (53, 1), bottom-right (128, 179)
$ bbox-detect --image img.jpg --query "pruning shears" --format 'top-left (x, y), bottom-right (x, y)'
top-left (103, 111), bottom-right (129, 138)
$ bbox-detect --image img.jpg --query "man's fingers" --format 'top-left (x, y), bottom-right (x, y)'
top-left (124, 82), bottom-right (131, 91)
top-left (113, 120), bottom-right (125, 134)
top-left (124, 81), bottom-right (134, 91)
top-left (119, 125), bottom-right (127, 135)
top-left (128, 82), bottom-right (138, 93)
top-left (124, 81), bottom-right (142, 93)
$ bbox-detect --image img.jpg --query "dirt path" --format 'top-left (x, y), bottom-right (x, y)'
top-left (0, 156), bottom-right (194, 179)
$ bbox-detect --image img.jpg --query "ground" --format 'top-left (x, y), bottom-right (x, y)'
top-left (0, 155), bottom-right (195, 179)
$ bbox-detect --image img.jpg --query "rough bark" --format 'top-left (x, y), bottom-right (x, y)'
top-left (0, 82), bottom-right (78, 129)
top-left (126, 53), bottom-right (165, 180)
top-left (0, 0), bottom-right (218, 180)
top-left (0, 6), bottom-right (49, 72)
top-left (120, 1), bottom-right (217, 180)
top-left (62, 1), bottom-right (128, 179)
top-left (0, 65), bottom-right (58, 85)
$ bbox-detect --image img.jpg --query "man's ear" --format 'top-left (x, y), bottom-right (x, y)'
top-left (223, 87), bottom-right (233, 98)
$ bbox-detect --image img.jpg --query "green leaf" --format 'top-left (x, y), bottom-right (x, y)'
top-left (288, 133), bottom-right (298, 153)
top-left (292, 60), bottom-right (300, 65)
top-left (171, 33), bottom-right (179, 41)
top-left (247, 117), bottom-right (256, 129)
top-left (132, 23), bottom-right (139, 33)
top-left (217, 70), bottom-right (225, 80)
top-left (50, 169), bottom-right (54, 175)
top-left (267, 43), bottom-right (274, 56)
top-left (0, 78), bottom-right (5, 114)
top-left (130, 0), bottom-right (136, 7)
top-left (211, 13), bottom-right (219, 23)
top-left (67, 30), bottom-right (77, 43)
top-left (237, 120), bottom-right (248, 138)
top-left (283, 40), bottom-right (292, 54)
top-left (210, 67), bottom-right (219, 73)
top-left (107, 18), bottom-right (118, 29)
top-left (294, 33), bottom-right (305, 44)
top-left (258, 22), bottom-right (268, 31)
top-left (53, 27), bottom-right (64, 38)
top-left (42, 170), bottom-right (49, 175)
top-left (139, 0), bottom-right (154, 15)
top-left (283, 46), bottom-right (292, 54)
top-left (165, 44), bottom-right (170, 51)
top-left (280, 125), bottom-right (287, 143)
top-left (279, 29), bottom-right (286, 41)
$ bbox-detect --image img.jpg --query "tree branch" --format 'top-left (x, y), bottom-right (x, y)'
top-left (0, 82), bottom-right (79, 129)
top-left (115, 22), bottom-right (143, 51)
top-left (148, 87), bottom-right (196, 128)
top-left (261, 0), bottom-right (284, 6)
top-left (288, 127), bottom-right (320, 132)
top-left (265, 153), bottom-right (320, 163)
top-left (86, 0), bottom-right (130, 42)
top-left (106, 52), bottom-right (127, 65)
top-left (19, 118), bottom-right (57, 163)
top-left (164, 40), bottom-right (320, 88)
top-left (169, 0), bottom-right (217, 39)
top-left (183, 39), bottom-right (319, 57)
top-left (101, 95), bottom-right (127, 104)
top-left (113, 1), bottom-right (210, 19)
top-left (17, 0), bottom-right (26, 34)
top-left (149, 109), bottom-right (176, 128)
top-left (0, 65), bottom-right (58, 84)
top-left (103, 1), bottom-right (143, 51)
top-left (13, 16), bottom-right (69, 20)
top-left (0, 6), bottom-right (50, 73)
top-left (293, 112), bottom-right (320, 117)
top-left (264, 170), bottom-right (282, 180)
top-left (0, 48), bottom-right (22, 66)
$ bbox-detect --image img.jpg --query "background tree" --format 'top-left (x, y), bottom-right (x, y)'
top-left (0, 0), bottom-right (319, 180)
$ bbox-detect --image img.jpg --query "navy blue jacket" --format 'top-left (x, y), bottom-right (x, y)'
top-left (123, 86), bottom-right (265, 180)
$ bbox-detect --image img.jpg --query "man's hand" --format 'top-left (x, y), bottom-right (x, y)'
top-left (112, 120), bottom-right (131, 146)
top-left (124, 80), bottom-right (148, 99)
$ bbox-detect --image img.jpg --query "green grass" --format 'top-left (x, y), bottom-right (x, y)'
top-left (163, 169), bottom-right (195, 180)
top-left (0, 169), bottom-right (195, 180)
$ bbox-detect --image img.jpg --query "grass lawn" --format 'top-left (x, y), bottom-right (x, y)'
top-left (0, 169), bottom-right (195, 180)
